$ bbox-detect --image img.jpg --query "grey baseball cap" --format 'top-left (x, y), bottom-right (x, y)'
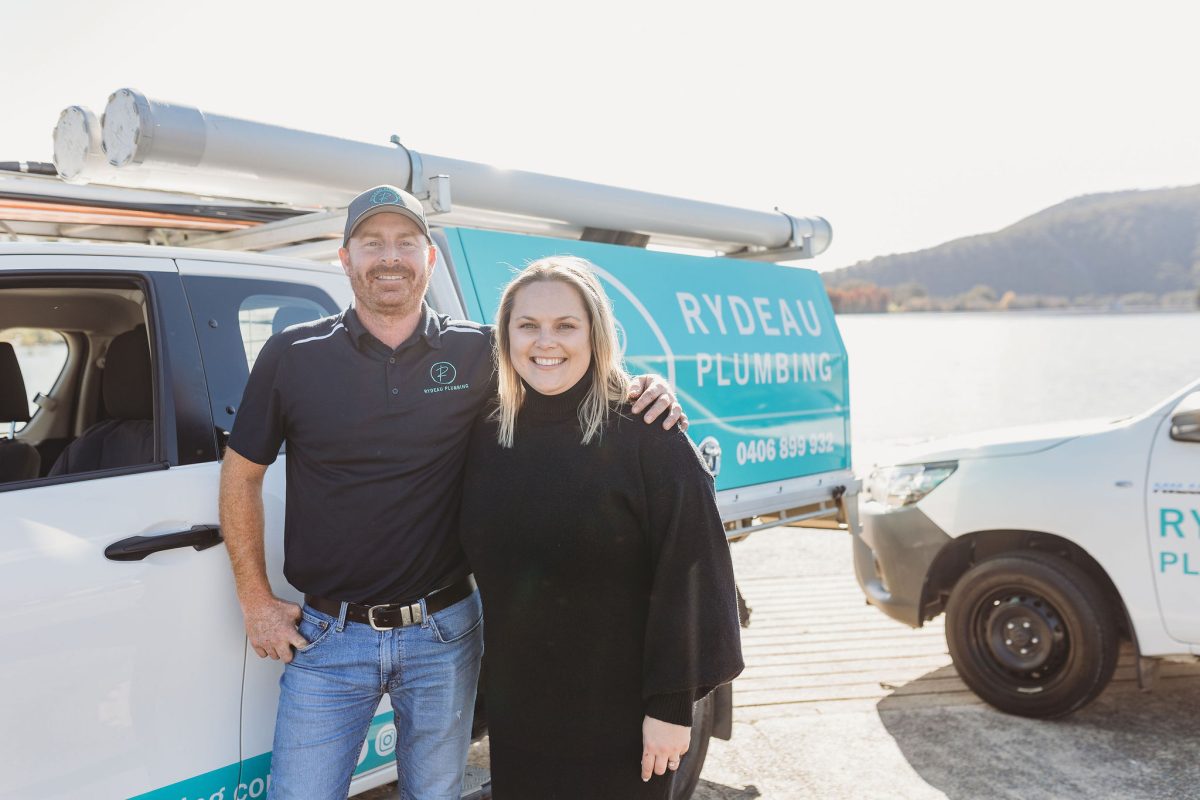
top-left (343, 185), bottom-right (431, 246)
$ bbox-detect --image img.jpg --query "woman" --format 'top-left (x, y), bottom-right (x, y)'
top-left (459, 256), bottom-right (744, 799)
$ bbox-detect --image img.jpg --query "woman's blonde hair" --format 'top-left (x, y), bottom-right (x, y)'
top-left (493, 256), bottom-right (629, 448)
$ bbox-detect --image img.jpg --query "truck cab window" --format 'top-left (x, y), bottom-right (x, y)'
top-left (0, 328), bottom-right (67, 432)
top-left (182, 276), bottom-right (336, 451)
top-left (48, 324), bottom-right (155, 478)
top-left (0, 282), bottom-right (158, 487)
top-left (239, 294), bottom-right (327, 369)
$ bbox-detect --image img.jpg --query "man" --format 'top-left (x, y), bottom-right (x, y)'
top-left (220, 185), bottom-right (683, 799)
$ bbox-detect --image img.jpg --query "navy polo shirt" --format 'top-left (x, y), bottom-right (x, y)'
top-left (228, 303), bottom-right (495, 604)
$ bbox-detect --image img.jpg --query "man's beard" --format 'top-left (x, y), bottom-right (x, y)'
top-left (351, 265), bottom-right (428, 318)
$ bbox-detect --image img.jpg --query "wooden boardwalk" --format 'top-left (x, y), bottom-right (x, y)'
top-left (730, 545), bottom-right (1200, 720)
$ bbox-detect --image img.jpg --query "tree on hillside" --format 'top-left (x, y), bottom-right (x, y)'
top-left (963, 284), bottom-right (997, 311)
top-left (891, 282), bottom-right (928, 303)
top-left (827, 280), bottom-right (890, 313)
top-left (1118, 292), bottom-right (1158, 308)
top-left (1161, 290), bottom-right (1198, 309)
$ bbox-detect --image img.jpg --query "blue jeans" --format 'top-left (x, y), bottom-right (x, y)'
top-left (268, 590), bottom-right (483, 800)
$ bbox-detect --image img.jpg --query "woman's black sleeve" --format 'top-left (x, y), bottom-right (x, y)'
top-left (640, 426), bottom-right (745, 725)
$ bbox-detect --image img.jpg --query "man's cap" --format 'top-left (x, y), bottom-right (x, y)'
top-left (343, 185), bottom-right (431, 246)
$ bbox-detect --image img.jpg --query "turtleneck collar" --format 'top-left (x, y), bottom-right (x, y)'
top-left (519, 371), bottom-right (595, 422)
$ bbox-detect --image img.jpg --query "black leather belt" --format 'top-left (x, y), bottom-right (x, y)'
top-left (305, 574), bottom-right (476, 631)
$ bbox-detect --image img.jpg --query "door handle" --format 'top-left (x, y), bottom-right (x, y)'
top-left (105, 525), bottom-right (224, 562)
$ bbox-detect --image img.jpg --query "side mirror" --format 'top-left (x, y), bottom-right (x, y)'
top-left (1169, 409), bottom-right (1200, 443)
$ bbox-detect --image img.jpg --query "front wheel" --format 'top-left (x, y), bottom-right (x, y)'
top-left (670, 693), bottom-right (714, 799)
top-left (945, 552), bottom-right (1119, 719)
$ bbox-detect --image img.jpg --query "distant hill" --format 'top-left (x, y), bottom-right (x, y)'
top-left (825, 186), bottom-right (1200, 298)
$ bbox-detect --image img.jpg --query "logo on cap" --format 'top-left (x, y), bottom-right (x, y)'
top-left (371, 188), bottom-right (401, 205)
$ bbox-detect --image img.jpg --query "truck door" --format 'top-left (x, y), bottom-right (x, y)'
top-left (1146, 387), bottom-right (1200, 644)
top-left (175, 261), bottom-right (393, 791)
top-left (0, 257), bottom-right (242, 799)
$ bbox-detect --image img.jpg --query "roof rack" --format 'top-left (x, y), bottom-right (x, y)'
top-left (3, 88), bottom-right (833, 263)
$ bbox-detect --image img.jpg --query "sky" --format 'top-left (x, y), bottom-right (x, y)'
top-left (5, 0), bottom-right (1200, 271)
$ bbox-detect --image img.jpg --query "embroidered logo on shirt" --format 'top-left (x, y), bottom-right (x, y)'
top-left (424, 361), bottom-right (469, 394)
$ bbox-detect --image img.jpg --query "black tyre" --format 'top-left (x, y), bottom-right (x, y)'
top-left (670, 693), bottom-right (714, 800)
top-left (945, 552), bottom-right (1119, 719)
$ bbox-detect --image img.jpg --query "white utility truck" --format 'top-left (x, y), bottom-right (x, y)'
top-left (855, 391), bottom-right (1200, 718)
top-left (0, 89), bottom-right (856, 800)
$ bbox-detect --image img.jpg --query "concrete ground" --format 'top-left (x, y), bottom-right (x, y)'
top-left (367, 527), bottom-right (1200, 799)
top-left (693, 528), bottom-right (1200, 800)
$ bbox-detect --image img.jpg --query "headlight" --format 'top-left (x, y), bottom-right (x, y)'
top-left (866, 461), bottom-right (957, 509)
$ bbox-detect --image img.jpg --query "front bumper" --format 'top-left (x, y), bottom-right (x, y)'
top-left (852, 500), bottom-right (953, 627)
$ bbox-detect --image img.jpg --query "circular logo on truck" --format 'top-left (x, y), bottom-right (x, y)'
top-left (698, 436), bottom-right (722, 476)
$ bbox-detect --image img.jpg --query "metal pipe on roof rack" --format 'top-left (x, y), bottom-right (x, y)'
top-left (53, 106), bottom-right (122, 184)
top-left (52, 104), bottom-right (326, 207)
top-left (97, 88), bottom-right (832, 258)
top-left (100, 89), bottom-right (392, 208)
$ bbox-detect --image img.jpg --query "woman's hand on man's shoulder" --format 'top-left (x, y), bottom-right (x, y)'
top-left (627, 374), bottom-right (687, 431)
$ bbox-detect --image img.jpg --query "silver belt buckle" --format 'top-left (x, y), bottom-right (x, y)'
top-left (367, 602), bottom-right (422, 630)
top-left (367, 604), bottom-right (395, 631)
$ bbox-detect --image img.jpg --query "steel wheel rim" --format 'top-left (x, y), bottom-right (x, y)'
top-left (971, 588), bottom-right (1069, 687)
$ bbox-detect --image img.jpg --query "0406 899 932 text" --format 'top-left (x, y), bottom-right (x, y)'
top-left (736, 432), bottom-right (837, 466)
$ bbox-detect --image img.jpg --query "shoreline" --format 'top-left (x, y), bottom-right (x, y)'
top-left (835, 306), bottom-right (1200, 317)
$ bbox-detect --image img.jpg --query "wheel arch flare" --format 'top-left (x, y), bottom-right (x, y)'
top-left (920, 529), bottom-right (1134, 645)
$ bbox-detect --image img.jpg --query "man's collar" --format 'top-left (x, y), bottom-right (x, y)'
top-left (340, 306), bottom-right (367, 345)
top-left (342, 304), bottom-right (443, 351)
top-left (418, 303), bottom-right (445, 349)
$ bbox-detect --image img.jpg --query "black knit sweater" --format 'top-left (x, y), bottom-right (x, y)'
top-left (459, 374), bottom-right (744, 761)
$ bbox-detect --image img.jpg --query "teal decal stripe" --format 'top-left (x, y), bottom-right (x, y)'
top-left (356, 711), bottom-right (402, 773)
top-left (128, 760), bottom-right (244, 800)
top-left (129, 712), bottom-right (395, 799)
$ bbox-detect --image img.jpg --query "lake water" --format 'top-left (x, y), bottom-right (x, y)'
top-left (10, 312), bottom-right (1200, 474)
top-left (838, 311), bottom-right (1200, 470)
